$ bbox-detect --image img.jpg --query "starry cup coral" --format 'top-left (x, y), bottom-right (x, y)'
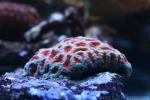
top-left (24, 36), bottom-right (132, 79)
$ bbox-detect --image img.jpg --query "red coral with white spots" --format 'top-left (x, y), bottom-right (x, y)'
top-left (24, 36), bottom-right (132, 79)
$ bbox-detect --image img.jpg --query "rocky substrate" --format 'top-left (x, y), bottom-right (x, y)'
top-left (0, 69), bottom-right (125, 100)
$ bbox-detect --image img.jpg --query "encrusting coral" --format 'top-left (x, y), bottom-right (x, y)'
top-left (24, 36), bottom-right (132, 79)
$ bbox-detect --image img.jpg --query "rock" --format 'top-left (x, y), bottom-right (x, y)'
top-left (0, 40), bottom-right (37, 66)
top-left (24, 5), bottom-right (85, 42)
top-left (0, 69), bottom-right (126, 100)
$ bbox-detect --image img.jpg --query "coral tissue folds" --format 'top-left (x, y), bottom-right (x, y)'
top-left (24, 36), bottom-right (132, 79)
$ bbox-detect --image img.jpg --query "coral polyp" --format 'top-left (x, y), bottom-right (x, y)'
top-left (24, 36), bottom-right (132, 79)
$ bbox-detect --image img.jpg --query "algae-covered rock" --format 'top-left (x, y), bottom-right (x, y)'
top-left (0, 69), bottom-right (125, 100)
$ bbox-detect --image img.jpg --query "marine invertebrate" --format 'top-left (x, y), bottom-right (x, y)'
top-left (24, 36), bottom-right (132, 79)
top-left (0, 2), bottom-right (41, 41)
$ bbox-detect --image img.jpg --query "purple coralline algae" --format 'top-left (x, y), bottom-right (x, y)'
top-left (24, 36), bottom-right (132, 79)
top-left (0, 69), bottom-right (126, 100)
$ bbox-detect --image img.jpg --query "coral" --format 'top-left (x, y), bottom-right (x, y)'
top-left (0, 2), bottom-right (41, 25)
top-left (0, 2), bottom-right (41, 41)
top-left (24, 36), bottom-right (132, 79)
